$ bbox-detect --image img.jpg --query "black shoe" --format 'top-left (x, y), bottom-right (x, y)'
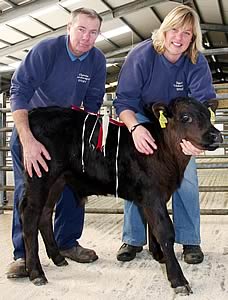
top-left (183, 245), bottom-right (204, 264)
top-left (117, 243), bottom-right (143, 262)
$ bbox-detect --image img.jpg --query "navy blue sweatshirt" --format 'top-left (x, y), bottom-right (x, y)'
top-left (114, 39), bottom-right (216, 115)
top-left (10, 35), bottom-right (106, 113)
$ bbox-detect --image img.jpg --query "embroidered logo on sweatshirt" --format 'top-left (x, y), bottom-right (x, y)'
top-left (77, 73), bottom-right (91, 84)
top-left (173, 81), bottom-right (184, 91)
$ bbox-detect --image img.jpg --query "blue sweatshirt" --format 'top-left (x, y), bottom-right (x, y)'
top-left (10, 35), bottom-right (106, 113)
top-left (114, 39), bottom-right (216, 115)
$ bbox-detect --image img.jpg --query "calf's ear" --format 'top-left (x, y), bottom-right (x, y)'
top-left (152, 103), bottom-right (169, 128)
top-left (143, 103), bottom-right (165, 122)
top-left (152, 103), bottom-right (168, 119)
top-left (204, 99), bottom-right (218, 124)
top-left (204, 99), bottom-right (218, 112)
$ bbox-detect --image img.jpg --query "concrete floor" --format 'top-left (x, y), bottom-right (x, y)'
top-left (0, 210), bottom-right (228, 300)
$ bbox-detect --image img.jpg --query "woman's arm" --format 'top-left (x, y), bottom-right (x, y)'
top-left (119, 109), bottom-right (157, 155)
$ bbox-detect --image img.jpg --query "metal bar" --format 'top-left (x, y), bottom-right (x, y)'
top-left (0, 147), bottom-right (10, 151)
top-left (0, 101), bottom-right (3, 211)
top-left (0, 0), bottom-right (61, 23)
top-left (196, 163), bottom-right (228, 169)
top-left (199, 186), bottom-right (228, 192)
top-left (215, 144), bottom-right (228, 148)
top-left (2, 206), bottom-right (228, 215)
top-left (217, 93), bottom-right (228, 99)
top-left (0, 127), bottom-right (13, 132)
top-left (86, 208), bottom-right (228, 215)
top-left (0, 166), bottom-right (12, 171)
top-left (0, 108), bottom-right (11, 113)
top-left (214, 84), bottom-right (228, 90)
top-left (1, 185), bottom-right (228, 192)
top-left (198, 209), bottom-right (228, 215)
top-left (201, 23), bottom-right (228, 32)
top-left (196, 155), bottom-right (228, 159)
top-left (2, 162), bottom-right (228, 172)
top-left (0, 185), bottom-right (14, 191)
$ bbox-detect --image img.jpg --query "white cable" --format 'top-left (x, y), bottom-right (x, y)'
top-left (88, 116), bottom-right (99, 147)
top-left (81, 114), bottom-right (89, 172)
top-left (102, 113), bottom-right (110, 156)
top-left (115, 126), bottom-right (121, 198)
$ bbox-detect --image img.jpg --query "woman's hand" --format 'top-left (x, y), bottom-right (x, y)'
top-left (132, 125), bottom-right (157, 155)
top-left (180, 139), bottom-right (204, 156)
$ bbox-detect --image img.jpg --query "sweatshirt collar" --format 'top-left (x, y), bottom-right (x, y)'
top-left (161, 53), bottom-right (186, 68)
top-left (66, 35), bottom-right (89, 61)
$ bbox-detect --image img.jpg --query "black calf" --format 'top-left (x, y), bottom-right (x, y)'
top-left (19, 97), bottom-right (222, 294)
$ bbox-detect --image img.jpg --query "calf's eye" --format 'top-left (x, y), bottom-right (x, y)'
top-left (181, 114), bottom-right (192, 123)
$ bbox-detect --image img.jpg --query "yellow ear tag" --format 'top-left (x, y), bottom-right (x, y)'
top-left (159, 110), bottom-right (168, 128)
top-left (208, 107), bottom-right (215, 124)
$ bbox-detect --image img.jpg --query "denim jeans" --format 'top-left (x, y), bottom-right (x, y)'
top-left (122, 113), bottom-right (201, 247)
top-left (10, 127), bottom-right (85, 260)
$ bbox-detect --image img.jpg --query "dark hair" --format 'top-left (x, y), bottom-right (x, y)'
top-left (70, 8), bottom-right (102, 30)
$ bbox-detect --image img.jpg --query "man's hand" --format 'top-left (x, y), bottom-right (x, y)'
top-left (180, 139), bottom-right (204, 156)
top-left (132, 125), bottom-right (157, 155)
top-left (12, 109), bottom-right (51, 178)
top-left (23, 135), bottom-right (51, 178)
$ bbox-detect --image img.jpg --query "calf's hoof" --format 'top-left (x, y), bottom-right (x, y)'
top-left (158, 256), bottom-right (166, 264)
top-left (53, 254), bottom-right (68, 266)
top-left (56, 258), bottom-right (68, 267)
top-left (149, 250), bottom-right (165, 264)
top-left (31, 275), bottom-right (48, 286)
top-left (174, 284), bottom-right (193, 295)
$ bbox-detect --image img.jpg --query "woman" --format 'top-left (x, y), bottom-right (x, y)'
top-left (114, 5), bottom-right (216, 264)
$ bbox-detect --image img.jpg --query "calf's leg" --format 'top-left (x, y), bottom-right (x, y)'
top-left (39, 207), bottom-right (68, 267)
top-left (143, 204), bottom-right (192, 295)
top-left (38, 175), bottom-right (68, 267)
top-left (20, 194), bottom-right (48, 285)
top-left (148, 225), bottom-right (165, 263)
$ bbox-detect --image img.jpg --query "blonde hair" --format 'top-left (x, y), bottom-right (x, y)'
top-left (152, 5), bottom-right (203, 64)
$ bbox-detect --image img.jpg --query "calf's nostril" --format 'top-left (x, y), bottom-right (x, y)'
top-left (210, 132), bottom-right (223, 143)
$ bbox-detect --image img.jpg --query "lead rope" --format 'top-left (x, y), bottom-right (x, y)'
top-left (115, 126), bottom-right (121, 198)
top-left (81, 114), bottom-right (89, 172)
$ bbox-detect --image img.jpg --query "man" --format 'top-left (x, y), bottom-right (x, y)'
top-left (7, 7), bottom-right (106, 278)
top-left (114, 5), bottom-right (215, 264)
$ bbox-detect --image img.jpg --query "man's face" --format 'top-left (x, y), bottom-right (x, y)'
top-left (67, 13), bottom-right (100, 57)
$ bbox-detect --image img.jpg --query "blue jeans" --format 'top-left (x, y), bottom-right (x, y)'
top-left (10, 127), bottom-right (85, 260)
top-left (122, 113), bottom-right (201, 247)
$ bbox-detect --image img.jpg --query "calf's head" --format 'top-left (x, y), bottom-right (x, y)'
top-left (151, 97), bottom-right (223, 151)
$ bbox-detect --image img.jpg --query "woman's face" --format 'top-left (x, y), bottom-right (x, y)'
top-left (164, 26), bottom-right (193, 63)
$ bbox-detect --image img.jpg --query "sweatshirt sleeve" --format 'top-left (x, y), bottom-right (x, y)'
top-left (83, 50), bottom-right (106, 113)
top-left (113, 47), bottom-right (146, 116)
top-left (10, 42), bottom-right (53, 112)
top-left (187, 53), bottom-right (216, 102)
